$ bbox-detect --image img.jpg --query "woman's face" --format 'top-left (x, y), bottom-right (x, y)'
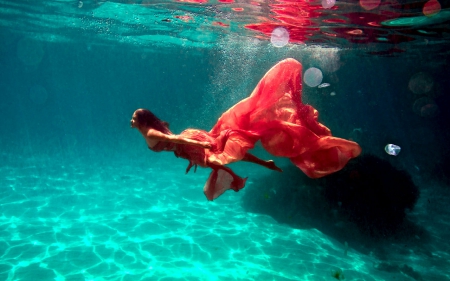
top-left (130, 111), bottom-right (139, 128)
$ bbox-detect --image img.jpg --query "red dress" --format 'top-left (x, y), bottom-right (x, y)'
top-left (165, 58), bottom-right (362, 200)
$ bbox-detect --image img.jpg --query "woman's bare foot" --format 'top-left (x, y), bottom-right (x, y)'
top-left (265, 160), bottom-right (283, 172)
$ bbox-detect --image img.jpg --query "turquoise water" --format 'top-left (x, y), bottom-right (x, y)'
top-left (4, 153), bottom-right (449, 280)
top-left (1, 1), bottom-right (450, 280)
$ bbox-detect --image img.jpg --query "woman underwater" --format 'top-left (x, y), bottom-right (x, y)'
top-left (131, 58), bottom-right (362, 200)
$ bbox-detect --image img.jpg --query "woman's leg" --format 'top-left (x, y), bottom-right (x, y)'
top-left (242, 153), bottom-right (283, 172)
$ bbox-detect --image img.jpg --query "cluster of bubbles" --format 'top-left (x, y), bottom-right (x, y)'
top-left (310, 46), bottom-right (342, 73)
top-left (306, 47), bottom-right (340, 96)
top-left (408, 71), bottom-right (439, 118)
top-left (205, 36), bottom-right (264, 124)
top-left (270, 27), bottom-right (289, 48)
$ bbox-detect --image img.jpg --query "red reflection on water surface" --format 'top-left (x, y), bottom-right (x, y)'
top-left (142, 0), bottom-right (448, 56)
top-left (242, 0), bottom-right (433, 50)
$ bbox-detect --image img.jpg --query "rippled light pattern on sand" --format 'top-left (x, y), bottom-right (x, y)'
top-left (0, 157), bottom-right (449, 280)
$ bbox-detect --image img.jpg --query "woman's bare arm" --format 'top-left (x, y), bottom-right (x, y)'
top-left (146, 129), bottom-right (211, 149)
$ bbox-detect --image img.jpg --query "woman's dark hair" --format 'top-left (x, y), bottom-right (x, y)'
top-left (135, 109), bottom-right (171, 134)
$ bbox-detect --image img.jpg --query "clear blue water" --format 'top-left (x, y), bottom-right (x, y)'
top-left (1, 1), bottom-right (450, 280)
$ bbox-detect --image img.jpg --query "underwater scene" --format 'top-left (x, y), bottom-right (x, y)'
top-left (1, 0), bottom-right (450, 280)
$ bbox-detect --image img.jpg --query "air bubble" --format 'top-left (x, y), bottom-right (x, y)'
top-left (304, 67), bottom-right (323, 87)
top-left (322, 0), bottom-right (336, 9)
top-left (408, 72), bottom-right (434, 95)
top-left (17, 38), bottom-right (44, 66)
top-left (270, 27), bottom-right (289, 48)
top-left (385, 144), bottom-right (401, 156)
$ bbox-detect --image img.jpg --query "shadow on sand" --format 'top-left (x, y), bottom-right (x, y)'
top-left (242, 154), bottom-right (429, 280)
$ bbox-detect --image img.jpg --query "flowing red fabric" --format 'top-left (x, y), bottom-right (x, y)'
top-left (177, 58), bottom-right (361, 200)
